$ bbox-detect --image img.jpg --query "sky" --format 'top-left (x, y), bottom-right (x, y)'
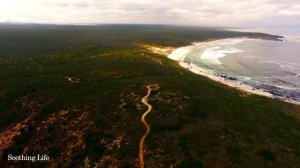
top-left (0, 0), bottom-right (299, 28)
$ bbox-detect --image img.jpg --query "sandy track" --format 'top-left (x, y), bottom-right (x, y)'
top-left (139, 84), bottom-right (159, 168)
top-left (63, 76), bottom-right (80, 83)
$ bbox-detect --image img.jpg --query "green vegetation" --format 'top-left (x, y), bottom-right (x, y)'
top-left (0, 24), bottom-right (276, 57)
top-left (0, 24), bottom-right (299, 167)
top-left (256, 149), bottom-right (277, 161)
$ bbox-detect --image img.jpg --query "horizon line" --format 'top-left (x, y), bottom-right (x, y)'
top-left (0, 21), bottom-right (299, 29)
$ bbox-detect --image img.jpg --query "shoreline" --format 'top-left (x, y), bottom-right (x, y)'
top-left (166, 40), bottom-right (300, 106)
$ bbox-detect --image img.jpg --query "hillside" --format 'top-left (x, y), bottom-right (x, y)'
top-left (0, 25), bottom-right (299, 168)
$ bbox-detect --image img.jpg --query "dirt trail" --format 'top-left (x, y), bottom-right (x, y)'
top-left (39, 75), bottom-right (80, 83)
top-left (64, 76), bottom-right (80, 83)
top-left (139, 84), bottom-right (159, 168)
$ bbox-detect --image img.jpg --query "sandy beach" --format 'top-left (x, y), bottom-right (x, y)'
top-left (167, 42), bottom-right (300, 105)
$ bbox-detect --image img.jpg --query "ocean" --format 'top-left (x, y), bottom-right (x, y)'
top-left (169, 28), bottom-right (300, 102)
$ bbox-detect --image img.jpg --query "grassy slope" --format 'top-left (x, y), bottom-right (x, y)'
top-left (0, 25), bottom-right (299, 167)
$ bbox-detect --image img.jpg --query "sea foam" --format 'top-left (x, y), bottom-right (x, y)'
top-left (201, 47), bottom-right (242, 64)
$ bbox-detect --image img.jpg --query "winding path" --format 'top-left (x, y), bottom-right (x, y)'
top-left (63, 76), bottom-right (80, 83)
top-left (139, 84), bottom-right (159, 168)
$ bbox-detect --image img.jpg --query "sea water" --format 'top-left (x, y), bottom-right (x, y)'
top-left (179, 30), bottom-right (300, 102)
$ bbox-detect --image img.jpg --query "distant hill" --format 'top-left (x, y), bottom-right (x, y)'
top-left (0, 24), bottom-right (277, 57)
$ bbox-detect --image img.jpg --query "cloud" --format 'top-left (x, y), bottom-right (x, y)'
top-left (278, 10), bottom-right (300, 16)
top-left (0, 0), bottom-right (299, 27)
top-left (278, 5), bottom-right (300, 16)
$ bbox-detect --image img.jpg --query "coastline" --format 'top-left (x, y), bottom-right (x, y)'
top-left (165, 40), bottom-right (300, 105)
